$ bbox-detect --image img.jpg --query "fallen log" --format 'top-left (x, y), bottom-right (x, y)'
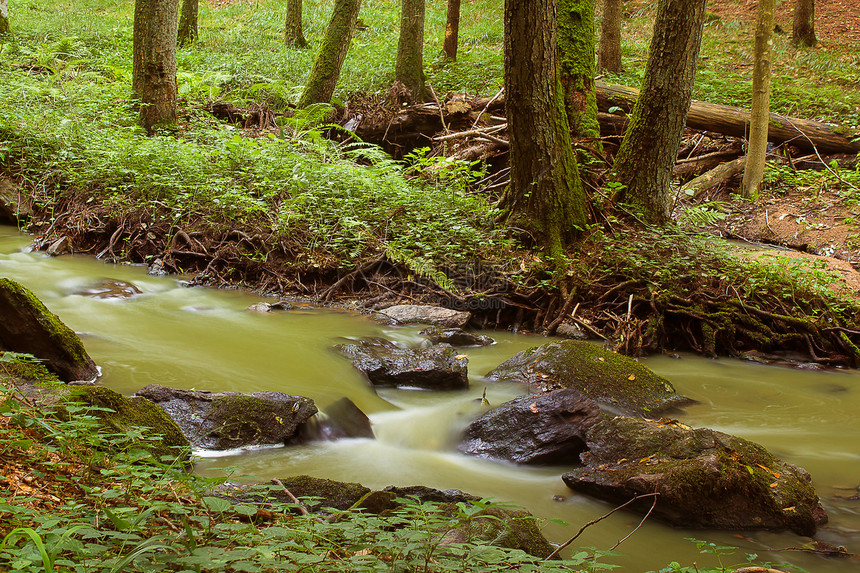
top-left (680, 156), bottom-right (748, 198)
top-left (596, 81), bottom-right (860, 154)
top-left (674, 148), bottom-right (742, 180)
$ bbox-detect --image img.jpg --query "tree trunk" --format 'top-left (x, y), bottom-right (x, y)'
top-left (598, 0), bottom-right (622, 73)
top-left (502, 0), bottom-right (587, 258)
top-left (284, 0), bottom-right (308, 48)
top-left (611, 0), bottom-right (707, 225)
top-left (297, 0), bottom-right (362, 109)
top-left (595, 81), bottom-right (860, 154)
top-left (792, 0), bottom-right (816, 47)
top-left (133, 0), bottom-right (180, 134)
top-left (742, 0), bottom-right (775, 199)
top-left (395, 0), bottom-right (427, 102)
top-left (558, 0), bottom-right (600, 140)
top-left (177, 0), bottom-right (198, 47)
top-left (0, 0), bottom-right (10, 34)
top-left (443, 0), bottom-right (460, 62)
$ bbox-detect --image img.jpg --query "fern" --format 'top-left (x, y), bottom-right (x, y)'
top-left (385, 242), bottom-right (457, 292)
top-left (678, 202), bottom-right (728, 228)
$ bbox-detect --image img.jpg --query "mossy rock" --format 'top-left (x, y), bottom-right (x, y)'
top-left (562, 416), bottom-right (827, 535)
top-left (451, 506), bottom-right (555, 558)
top-left (16, 382), bottom-right (190, 463)
top-left (135, 385), bottom-right (318, 450)
top-left (272, 475), bottom-right (372, 511)
top-left (486, 340), bottom-right (689, 416)
top-left (0, 278), bottom-right (98, 382)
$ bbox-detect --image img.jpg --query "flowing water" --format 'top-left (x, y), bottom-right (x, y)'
top-left (1, 225), bottom-right (858, 572)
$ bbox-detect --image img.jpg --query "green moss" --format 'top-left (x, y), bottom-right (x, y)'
top-left (0, 352), bottom-right (62, 384)
top-left (64, 385), bottom-right (190, 462)
top-left (0, 279), bottom-right (90, 364)
top-left (490, 340), bottom-right (686, 416)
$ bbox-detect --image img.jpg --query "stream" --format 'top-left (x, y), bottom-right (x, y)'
top-left (1, 225), bottom-right (858, 572)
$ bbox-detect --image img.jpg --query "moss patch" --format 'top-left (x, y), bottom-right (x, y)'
top-left (487, 340), bottom-right (689, 416)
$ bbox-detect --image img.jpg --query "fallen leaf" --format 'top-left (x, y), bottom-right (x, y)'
top-left (783, 506), bottom-right (796, 512)
top-left (598, 357), bottom-right (605, 362)
top-left (756, 463), bottom-right (781, 479)
top-left (769, 481), bottom-right (779, 488)
top-left (628, 374), bottom-right (636, 381)
top-left (454, 354), bottom-right (467, 360)
top-left (529, 402), bottom-right (539, 413)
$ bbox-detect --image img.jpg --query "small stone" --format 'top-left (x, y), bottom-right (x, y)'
top-left (555, 323), bottom-right (587, 340)
top-left (379, 304), bottom-right (471, 328)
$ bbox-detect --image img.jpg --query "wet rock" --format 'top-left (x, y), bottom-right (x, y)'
top-left (17, 382), bottom-right (190, 462)
top-left (419, 326), bottom-right (493, 347)
top-left (74, 279), bottom-right (142, 299)
top-left (562, 416), bottom-right (828, 536)
top-left (321, 397), bottom-right (374, 439)
top-left (135, 384), bottom-right (317, 450)
top-left (383, 485), bottom-right (480, 504)
top-left (147, 257), bottom-right (167, 276)
top-left (0, 178), bottom-right (34, 225)
top-left (46, 236), bottom-right (70, 256)
top-left (0, 278), bottom-right (99, 383)
top-left (487, 340), bottom-right (689, 417)
top-left (459, 389), bottom-right (602, 465)
top-left (379, 304), bottom-right (471, 328)
top-left (555, 323), bottom-right (588, 340)
top-left (246, 300), bottom-right (293, 312)
top-left (334, 337), bottom-right (468, 390)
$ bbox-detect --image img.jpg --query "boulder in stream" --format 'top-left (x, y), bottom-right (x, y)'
top-left (0, 278), bottom-right (99, 383)
top-left (135, 384), bottom-right (317, 450)
top-left (562, 416), bottom-right (828, 536)
top-left (334, 337), bottom-right (468, 390)
top-left (487, 340), bottom-right (689, 417)
top-left (297, 397), bottom-right (375, 441)
top-left (378, 304), bottom-right (471, 328)
top-left (459, 389), bottom-right (602, 465)
top-left (419, 326), bottom-right (493, 347)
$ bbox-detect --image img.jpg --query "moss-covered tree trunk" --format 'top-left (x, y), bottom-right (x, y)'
top-left (297, 0), bottom-right (361, 108)
top-left (598, 0), bottom-right (622, 73)
top-left (133, 0), bottom-right (180, 134)
top-left (177, 0), bottom-right (198, 47)
top-left (443, 0), bottom-right (460, 62)
top-left (395, 0), bottom-right (427, 102)
top-left (0, 0), bottom-right (10, 34)
top-left (558, 0), bottom-right (600, 142)
top-left (792, 0), bottom-right (816, 47)
top-left (284, 0), bottom-right (308, 48)
top-left (501, 0), bottom-right (587, 259)
top-left (742, 0), bottom-right (775, 199)
top-left (611, 0), bottom-right (707, 225)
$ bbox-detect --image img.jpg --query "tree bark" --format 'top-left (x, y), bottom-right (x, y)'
top-left (0, 0), bottom-right (10, 34)
top-left (297, 0), bottom-right (362, 109)
top-left (558, 0), bottom-right (600, 141)
top-left (611, 0), bottom-right (707, 225)
top-left (596, 81), bottom-right (860, 154)
top-left (443, 0), bottom-right (460, 62)
top-left (284, 0), bottom-right (308, 48)
top-left (598, 0), bottom-right (622, 73)
top-left (502, 0), bottom-right (587, 257)
top-left (133, 0), bottom-right (180, 134)
top-left (742, 0), bottom-right (775, 199)
top-left (395, 0), bottom-right (427, 102)
top-left (792, 0), bottom-right (816, 47)
top-left (178, 0), bottom-right (198, 47)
